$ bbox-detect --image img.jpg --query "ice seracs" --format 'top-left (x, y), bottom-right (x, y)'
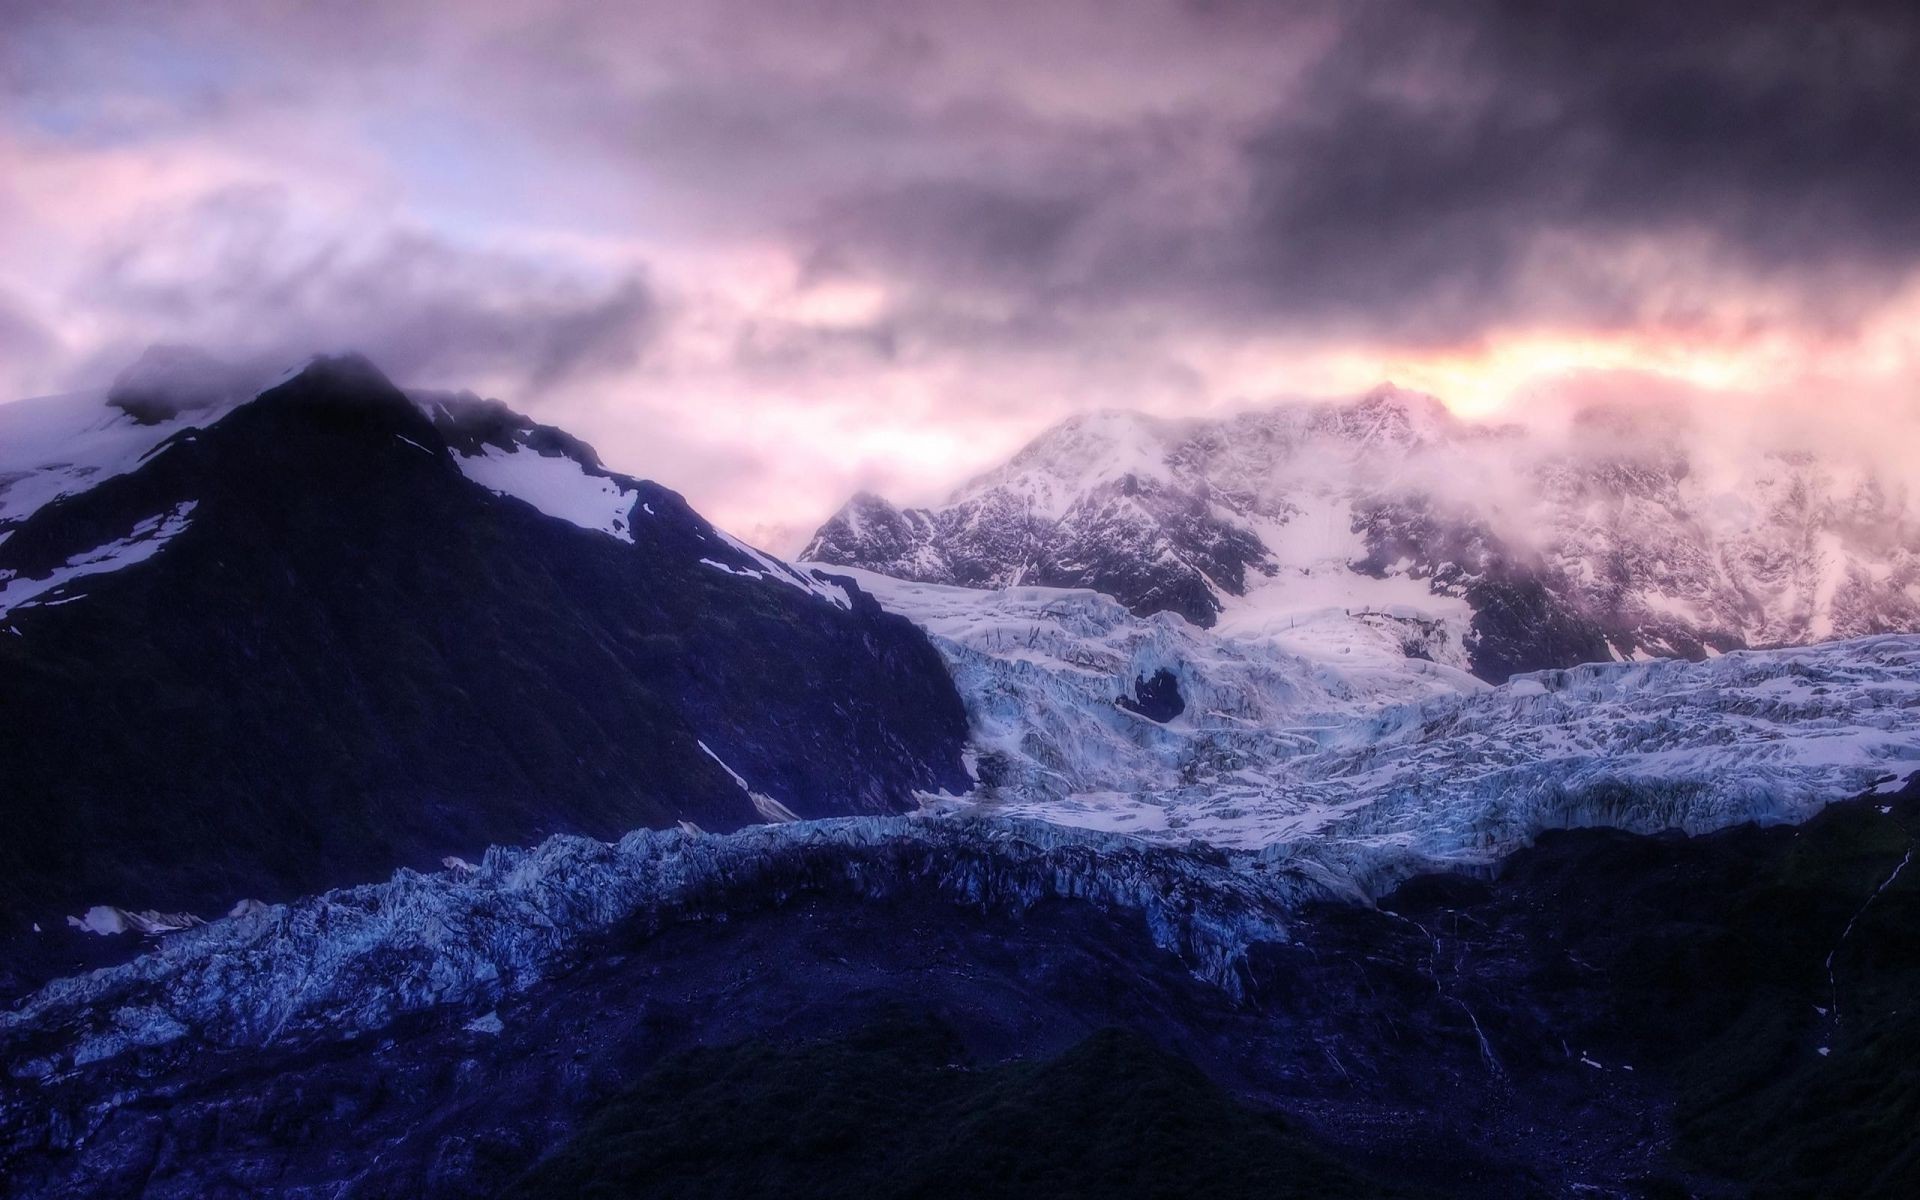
top-left (1, 815), bottom-right (1295, 1076)
top-left (826, 564), bottom-right (1920, 883)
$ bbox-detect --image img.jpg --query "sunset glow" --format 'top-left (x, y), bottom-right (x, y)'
top-left (1, 1), bottom-right (1915, 544)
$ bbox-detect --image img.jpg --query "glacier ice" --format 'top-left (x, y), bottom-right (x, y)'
top-left (837, 566), bottom-right (1920, 876)
top-left (1, 816), bottom-right (1296, 1076)
top-left (7, 451), bottom-right (1919, 1085)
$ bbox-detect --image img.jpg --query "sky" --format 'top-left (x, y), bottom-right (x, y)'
top-left (1, 0), bottom-right (1917, 550)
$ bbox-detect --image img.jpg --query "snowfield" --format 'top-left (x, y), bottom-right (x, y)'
top-left (453, 442), bottom-right (642, 543)
top-left (805, 386), bottom-right (1920, 676)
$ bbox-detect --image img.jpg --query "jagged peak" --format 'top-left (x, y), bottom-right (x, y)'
top-left (844, 489), bottom-right (903, 511)
top-left (951, 408), bottom-right (1181, 517)
top-left (1306, 383), bottom-right (1458, 446)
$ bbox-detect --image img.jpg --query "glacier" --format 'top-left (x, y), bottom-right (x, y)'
top-left (2, 816), bottom-right (1296, 1077)
top-left (835, 565), bottom-right (1920, 869)
top-left (6, 364), bottom-right (1919, 1129)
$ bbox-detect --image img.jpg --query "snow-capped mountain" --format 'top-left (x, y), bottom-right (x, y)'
top-left (804, 386), bottom-right (1920, 681)
top-left (0, 353), bottom-right (969, 938)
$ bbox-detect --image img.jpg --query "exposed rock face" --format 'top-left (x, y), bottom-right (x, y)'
top-left (0, 356), bottom-right (970, 933)
top-left (803, 412), bottom-right (1272, 629)
top-left (805, 386), bottom-right (1920, 681)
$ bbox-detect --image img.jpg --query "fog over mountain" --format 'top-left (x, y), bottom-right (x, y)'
top-left (807, 383), bottom-right (1920, 681)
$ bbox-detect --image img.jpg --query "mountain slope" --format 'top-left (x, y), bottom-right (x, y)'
top-left (0, 356), bottom-right (969, 929)
top-left (804, 387), bottom-right (1920, 680)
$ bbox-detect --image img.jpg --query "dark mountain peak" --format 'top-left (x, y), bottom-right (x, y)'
top-left (231, 353), bottom-right (448, 455)
top-left (1, 358), bottom-right (972, 931)
top-left (802, 490), bottom-right (943, 574)
top-left (260, 352), bottom-right (408, 411)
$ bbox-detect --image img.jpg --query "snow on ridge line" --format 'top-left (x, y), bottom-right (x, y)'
top-left (0, 816), bottom-right (1296, 1076)
top-left (0, 354), bottom-right (327, 534)
top-left (712, 527), bottom-right (854, 608)
top-left (0, 501), bottom-right (199, 619)
top-left (447, 439), bottom-right (852, 611)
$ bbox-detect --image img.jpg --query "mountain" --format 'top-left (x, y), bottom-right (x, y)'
top-left (803, 386), bottom-right (1920, 680)
top-left (0, 355), bottom-right (969, 936)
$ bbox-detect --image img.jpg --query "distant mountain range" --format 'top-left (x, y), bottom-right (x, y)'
top-left (805, 386), bottom-right (1920, 681)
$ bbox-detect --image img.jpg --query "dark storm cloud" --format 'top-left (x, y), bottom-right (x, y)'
top-left (4, 0), bottom-right (1918, 415)
top-left (805, 180), bottom-right (1091, 292)
top-left (792, 0), bottom-right (1920, 343)
top-left (1235, 0), bottom-right (1920, 337)
top-left (76, 186), bottom-right (658, 392)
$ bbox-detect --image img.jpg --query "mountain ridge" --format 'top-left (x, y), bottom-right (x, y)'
top-left (805, 386), bottom-right (1920, 680)
top-left (0, 355), bottom-right (970, 937)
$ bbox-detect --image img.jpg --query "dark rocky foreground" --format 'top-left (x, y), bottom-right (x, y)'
top-left (3, 781), bottom-right (1916, 1199)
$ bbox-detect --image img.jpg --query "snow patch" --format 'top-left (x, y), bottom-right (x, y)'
top-left (455, 445), bottom-right (637, 543)
top-left (465, 1010), bottom-right (504, 1036)
top-left (0, 501), bottom-right (198, 617)
top-left (65, 906), bottom-right (204, 937)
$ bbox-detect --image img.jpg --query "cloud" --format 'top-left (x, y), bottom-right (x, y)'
top-left (72, 184), bottom-right (658, 393)
top-left (0, 0), bottom-right (1916, 534)
top-left (0, 288), bottom-right (51, 358)
top-left (1232, 0), bottom-right (1920, 339)
top-left (784, 3), bottom-right (1917, 350)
